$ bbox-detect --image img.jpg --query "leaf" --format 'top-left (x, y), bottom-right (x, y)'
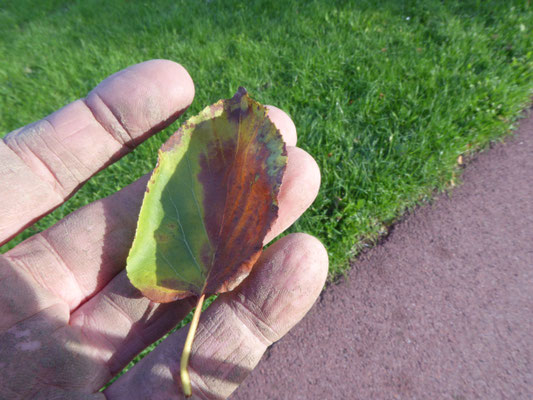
top-left (126, 87), bottom-right (288, 303)
top-left (126, 88), bottom-right (288, 397)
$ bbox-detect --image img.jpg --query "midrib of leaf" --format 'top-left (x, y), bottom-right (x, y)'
top-left (185, 152), bottom-right (212, 252)
top-left (206, 112), bottom-right (244, 284)
top-left (229, 117), bottom-right (265, 241)
top-left (214, 119), bottom-right (227, 164)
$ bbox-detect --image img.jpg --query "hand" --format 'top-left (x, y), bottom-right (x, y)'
top-left (0, 60), bottom-right (328, 399)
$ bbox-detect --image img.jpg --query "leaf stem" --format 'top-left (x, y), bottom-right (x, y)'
top-left (180, 293), bottom-right (206, 398)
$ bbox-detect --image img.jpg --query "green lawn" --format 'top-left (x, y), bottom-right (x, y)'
top-left (1, 0), bottom-right (532, 387)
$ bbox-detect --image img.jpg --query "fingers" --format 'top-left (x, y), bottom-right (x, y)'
top-left (264, 105), bottom-right (315, 243)
top-left (0, 60), bottom-right (195, 245)
top-left (63, 145), bottom-right (319, 378)
top-left (5, 109), bottom-right (311, 311)
top-left (69, 271), bottom-right (197, 378)
top-left (5, 107), bottom-right (320, 385)
top-left (104, 233), bottom-right (328, 400)
top-left (264, 147), bottom-right (320, 244)
top-left (266, 105), bottom-right (297, 147)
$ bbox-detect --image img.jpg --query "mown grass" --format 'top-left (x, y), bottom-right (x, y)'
top-left (1, 0), bottom-right (532, 383)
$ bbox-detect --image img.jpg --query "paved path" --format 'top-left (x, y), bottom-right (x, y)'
top-left (232, 112), bottom-right (533, 400)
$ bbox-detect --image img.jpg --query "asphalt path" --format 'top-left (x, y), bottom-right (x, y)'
top-left (232, 111), bottom-right (533, 400)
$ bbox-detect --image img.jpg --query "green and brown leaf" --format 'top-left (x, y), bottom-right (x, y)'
top-left (126, 87), bottom-right (287, 303)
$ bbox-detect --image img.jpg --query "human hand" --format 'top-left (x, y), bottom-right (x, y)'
top-left (0, 60), bottom-right (328, 399)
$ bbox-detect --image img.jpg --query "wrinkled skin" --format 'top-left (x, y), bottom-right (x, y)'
top-left (0, 60), bottom-right (328, 400)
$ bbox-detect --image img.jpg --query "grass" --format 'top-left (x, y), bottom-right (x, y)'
top-left (1, 0), bottom-right (532, 385)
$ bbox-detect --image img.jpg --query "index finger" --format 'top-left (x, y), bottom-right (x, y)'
top-left (0, 60), bottom-right (195, 245)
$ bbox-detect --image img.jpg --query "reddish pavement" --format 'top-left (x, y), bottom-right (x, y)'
top-left (232, 112), bottom-right (533, 400)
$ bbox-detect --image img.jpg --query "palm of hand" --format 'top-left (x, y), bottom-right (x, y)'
top-left (0, 60), bottom-right (327, 399)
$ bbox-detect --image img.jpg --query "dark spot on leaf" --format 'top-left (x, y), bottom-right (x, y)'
top-left (155, 232), bottom-right (171, 243)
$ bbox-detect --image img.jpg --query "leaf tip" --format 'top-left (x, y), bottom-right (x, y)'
top-left (236, 86), bottom-right (248, 97)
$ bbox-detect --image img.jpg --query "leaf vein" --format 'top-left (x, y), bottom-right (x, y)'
top-left (185, 153), bottom-right (212, 249)
top-left (166, 186), bottom-right (204, 276)
top-left (208, 109), bottom-right (242, 272)
top-left (157, 248), bottom-right (194, 284)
